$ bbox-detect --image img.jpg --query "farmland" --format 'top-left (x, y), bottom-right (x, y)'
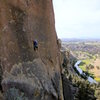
top-left (62, 39), bottom-right (100, 82)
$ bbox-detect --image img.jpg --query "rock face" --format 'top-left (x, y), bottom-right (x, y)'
top-left (0, 0), bottom-right (63, 100)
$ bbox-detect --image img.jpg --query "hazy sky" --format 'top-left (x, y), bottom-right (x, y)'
top-left (53, 0), bottom-right (100, 39)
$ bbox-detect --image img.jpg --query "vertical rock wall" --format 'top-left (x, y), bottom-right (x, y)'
top-left (0, 0), bottom-right (63, 100)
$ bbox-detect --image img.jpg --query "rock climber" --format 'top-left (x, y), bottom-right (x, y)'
top-left (33, 40), bottom-right (38, 51)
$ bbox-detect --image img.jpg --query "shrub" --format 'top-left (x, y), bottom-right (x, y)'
top-left (5, 88), bottom-right (28, 100)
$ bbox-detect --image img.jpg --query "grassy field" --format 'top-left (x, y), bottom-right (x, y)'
top-left (79, 59), bottom-right (91, 71)
top-left (79, 58), bottom-right (100, 82)
top-left (95, 78), bottom-right (100, 82)
top-left (79, 65), bottom-right (86, 71)
top-left (82, 59), bottom-right (91, 65)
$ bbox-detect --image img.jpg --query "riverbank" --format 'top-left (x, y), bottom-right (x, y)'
top-left (74, 61), bottom-right (97, 84)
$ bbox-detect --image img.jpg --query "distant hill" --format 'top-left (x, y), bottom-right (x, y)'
top-left (61, 38), bottom-right (100, 42)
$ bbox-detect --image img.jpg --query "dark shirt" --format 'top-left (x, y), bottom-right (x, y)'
top-left (33, 40), bottom-right (38, 46)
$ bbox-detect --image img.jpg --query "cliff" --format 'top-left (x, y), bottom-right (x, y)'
top-left (0, 0), bottom-right (63, 100)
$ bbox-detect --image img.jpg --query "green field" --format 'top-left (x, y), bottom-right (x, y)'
top-left (79, 65), bottom-right (86, 71)
top-left (95, 78), bottom-right (100, 82)
top-left (79, 59), bottom-right (91, 71)
top-left (79, 58), bottom-right (100, 82)
top-left (82, 59), bottom-right (91, 65)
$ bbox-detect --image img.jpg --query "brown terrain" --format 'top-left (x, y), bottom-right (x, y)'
top-left (90, 59), bottom-right (100, 77)
top-left (0, 0), bottom-right (64, 100)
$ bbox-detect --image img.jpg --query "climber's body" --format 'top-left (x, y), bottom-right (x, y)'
top-left (33, 40), bottom-right (38, 51)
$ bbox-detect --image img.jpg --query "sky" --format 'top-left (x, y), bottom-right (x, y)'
top-left (53, 0), bottom-right (100, 39)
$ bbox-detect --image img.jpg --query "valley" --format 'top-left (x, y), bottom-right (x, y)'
top-left (62, 39), bottom-right (100, 82)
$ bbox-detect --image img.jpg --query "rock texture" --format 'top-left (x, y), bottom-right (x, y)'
top-left (0, 0), bottom-right (63, 100)
top-left (61, 51), bottom-right (75, 100)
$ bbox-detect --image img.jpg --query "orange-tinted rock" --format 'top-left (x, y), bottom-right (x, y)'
top-left (0, 0), bottom-right (63, 100)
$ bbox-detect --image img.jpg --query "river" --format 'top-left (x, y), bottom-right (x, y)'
top-left (74, 60), bottom-right (97, 84)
